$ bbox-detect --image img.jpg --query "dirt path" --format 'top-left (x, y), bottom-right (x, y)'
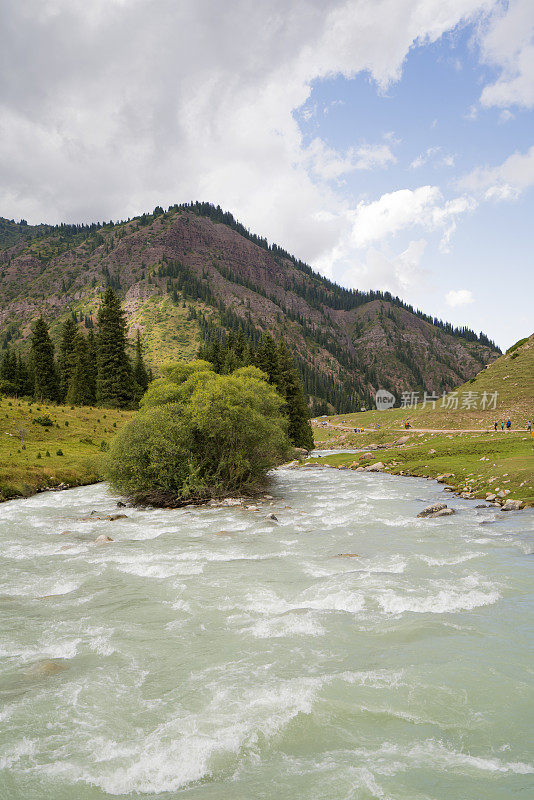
top-left (319, 424), bottom-right (525, 434)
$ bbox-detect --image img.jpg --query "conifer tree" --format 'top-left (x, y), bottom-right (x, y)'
top-left (31, 317), bottom-right (59, 402)
top-left (16, 354), bottom-right (32, 396)
top-left (0, 348), bottom-right (17, 383)
top-left (96, 287), bottom-right (134, 408)
top-left (67, 333), bottom-right (91, 405)
top-left (133, 331), bottom-right (149, 395)
top-left (86, 329), bottom-right (97, 404)
top-left (255, 335), bottom-right (281, 385)
top-left (276, 340), bottom-right (314, 450)
top-left (58, 318), bottom-right (78, 400)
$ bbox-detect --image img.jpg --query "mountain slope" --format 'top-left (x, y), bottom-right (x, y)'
top-left (0, 204), bottom-right (500, 412)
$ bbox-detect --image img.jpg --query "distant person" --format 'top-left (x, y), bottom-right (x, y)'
top-left (501, 421), bottom-right (504, 430)
top-left (527, 421), bottom-right (532, 432)
top-left (494, 421), bottom-right (498, 431)
top-left (506, 419), bottom-right (511, 430)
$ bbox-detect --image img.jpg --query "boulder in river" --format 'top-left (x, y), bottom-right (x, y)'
top-left (501, 499), bottom-right (524, 511)
top-left (293, 447), bottom-right (309, 458)
top-left (417, 502), bottom-right (455, 518)
top-left (94, 534), bottom-right (113, 544)
top-left (24, 659), bottom-right (66, 678)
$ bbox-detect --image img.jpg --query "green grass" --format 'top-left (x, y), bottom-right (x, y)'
top-left (131, 295), bottom-right (201, 367)
top-left (0, 398), bottom-right (132, 501)
top-left (308, 430), bottom-right (534, 506)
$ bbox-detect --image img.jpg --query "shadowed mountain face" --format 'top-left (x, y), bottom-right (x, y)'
top-left (0, 205), bottom-right (500, 412)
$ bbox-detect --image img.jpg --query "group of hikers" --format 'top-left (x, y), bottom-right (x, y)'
top-left (493, 419), bottom-right (532, 431)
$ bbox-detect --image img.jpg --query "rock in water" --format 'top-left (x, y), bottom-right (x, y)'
top-left (25, 659), bottom-right (66, 678)
top-left (501, 499), bottom-right (524, 511)
top-left (417, 503), bottom-right (455, 518)
top-left (94, 534), bottom-right (113, 544)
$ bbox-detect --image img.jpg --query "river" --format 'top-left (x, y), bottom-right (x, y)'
top-left (1, 465), bottom-right (533, 799)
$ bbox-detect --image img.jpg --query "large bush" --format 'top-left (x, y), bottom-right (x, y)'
top-left (106, 361), bottom-right (291, 504)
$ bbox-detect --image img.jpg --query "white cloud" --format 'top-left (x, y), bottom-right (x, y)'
top-left (410, 146), bottom-right (455, 169)
top-left (0, 0), bottom-right (494, 275)
top-left (458, 143), bottom-right (534, 198)
top-left (478, 0), bottom-right (534, 109)
top-left (445, 289), bottom-right (474, 306)
top-left (410, 147), bottom-right (441, 168)
top-left (349, 186), bottom-right (476, 250)
top-left (354, 143), bottom-right (397, 170)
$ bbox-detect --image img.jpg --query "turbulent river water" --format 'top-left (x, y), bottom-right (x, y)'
top-left (1, 463), bottom-right (533, 800)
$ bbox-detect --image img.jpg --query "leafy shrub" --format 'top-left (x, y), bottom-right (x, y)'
top-left (106, 361), bottom-right (290, 504)
top-left (33, 415), bottom-right (54, 427)
top-left (56, 449), bottom-right (64, 456)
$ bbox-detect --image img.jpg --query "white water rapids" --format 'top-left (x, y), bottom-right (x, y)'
top-left (1, 464), bottom-right (533, 799)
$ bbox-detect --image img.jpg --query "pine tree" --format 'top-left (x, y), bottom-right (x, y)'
top-left (86, 329), bottom-right (97, 404)
top-left (31, 317), bottom-right (59, 402)
top-left (58, 318), bottom-right (78, 400)
top-left (96, 287), bottom-right (134, 408)
top-left (0, 348), bottom-right (17, 383)
top-left (276, 340), bottom-right (314, 450)
top-left (255, 335), bottom-right (281, 384)
top-left (133, 331), bottom-right (149, 396)
top-left (16, 354), bottom-right (33, 396)
top-left (67, 333), bottom-right (91, 405)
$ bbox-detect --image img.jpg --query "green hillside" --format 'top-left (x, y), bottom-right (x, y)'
top-left (0, 398), bottom-right (132, 501)
top-left (0, 204), bottom-right (500, 413)
top-left (320, 333), bottom-right (534, 433)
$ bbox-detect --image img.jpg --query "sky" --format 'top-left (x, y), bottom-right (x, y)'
top-left (0, 0), bottom-right (533, 350)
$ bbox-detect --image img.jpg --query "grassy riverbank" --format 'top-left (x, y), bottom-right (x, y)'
top-left (308, 430), bottom-right (534, 506)
top-left (0, 397), bottom-right (132, 501)
top-left (309, 335), bottom-right (534, 507)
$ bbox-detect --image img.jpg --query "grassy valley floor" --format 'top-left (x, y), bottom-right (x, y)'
top-left (306, 334), bottom-right (534, 507)
top-left (0, 397), bottom-right (132, 501)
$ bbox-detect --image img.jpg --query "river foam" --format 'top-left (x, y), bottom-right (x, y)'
top-left (1, 470), bottom-right (532, 800)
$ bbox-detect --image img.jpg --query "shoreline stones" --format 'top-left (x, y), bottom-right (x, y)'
top-left (365, 462), bottom-right (385, 472)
